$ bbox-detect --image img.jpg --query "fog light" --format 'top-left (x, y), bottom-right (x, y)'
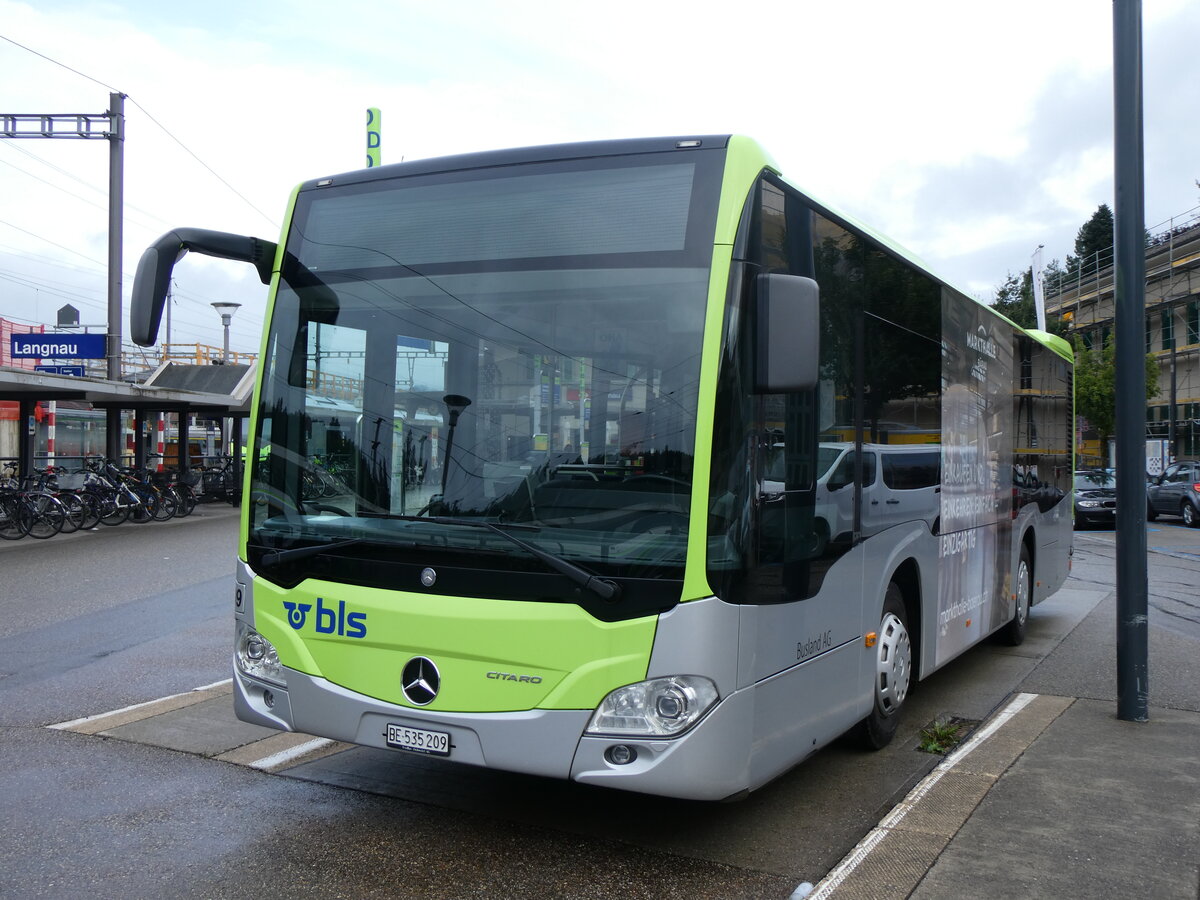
top-left (263, 689), bottom-right (275, 709)
top-left (606, 744), bottom-right (637, 765)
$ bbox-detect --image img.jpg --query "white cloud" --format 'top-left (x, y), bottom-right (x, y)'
top-left (1, 0), bottom-right (1198, 348)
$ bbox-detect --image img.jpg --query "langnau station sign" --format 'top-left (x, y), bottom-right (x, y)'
top-left (9, 333), bottom-right (107, 359)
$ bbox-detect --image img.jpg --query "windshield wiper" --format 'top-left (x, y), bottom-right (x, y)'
top-left (481, 521), bottom-right (621, 602)
top-left (252, 538), bottom-right (412, 568)
top-left (404, 516), bottom-right (621, 602)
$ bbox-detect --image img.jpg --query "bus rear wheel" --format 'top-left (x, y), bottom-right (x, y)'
top-left (998, 545), bottom-right (1032, 646)
top-left (856, 584), bottom-right (911, 750)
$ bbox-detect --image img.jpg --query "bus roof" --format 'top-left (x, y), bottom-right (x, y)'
top-left (298, 135), bottom-right (735, 193)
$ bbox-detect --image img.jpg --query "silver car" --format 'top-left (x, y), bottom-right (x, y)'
top-left (1146, 460), bottom-right (1200, 527)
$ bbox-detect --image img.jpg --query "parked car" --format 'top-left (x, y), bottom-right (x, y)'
top-left (1146, 459), bottom-right (1200, 527)
top-left (1073, 470), bottom-right (1116, 529)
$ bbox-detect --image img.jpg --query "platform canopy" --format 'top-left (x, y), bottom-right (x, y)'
top-left (0, 361), bottom-right (255, 414)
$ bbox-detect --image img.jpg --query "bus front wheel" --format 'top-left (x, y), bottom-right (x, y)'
top-left (856, 584), bottom-right (911, 750)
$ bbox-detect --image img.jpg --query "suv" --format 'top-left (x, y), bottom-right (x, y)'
top-left (1147, 460), bottom-right (1200, 527)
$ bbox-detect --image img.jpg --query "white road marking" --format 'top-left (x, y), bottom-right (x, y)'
top-left (248, 737), bottom-right (335, 771)
top-left (803, 692), bottom-right (1039, 899)
top-left (48, 679), bottom-right (234, 730)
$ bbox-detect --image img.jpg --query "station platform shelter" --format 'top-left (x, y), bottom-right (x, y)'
top-left (0, 360), bottom-right (254, 481)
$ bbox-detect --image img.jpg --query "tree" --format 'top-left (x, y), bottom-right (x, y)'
top-left (1066, 204), bottom-right (1114, 277)
top-left (990, 267), bottom-right (1068, 337)
top-left (1073, 334), bottom-right (1161, 452)
top-left (1041, 257), bottom-right (1066, 289)
top-left (992, 270), bottom-right (1035, 328)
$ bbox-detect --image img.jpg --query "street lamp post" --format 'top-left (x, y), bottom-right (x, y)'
top-left (211, 302), bottom-right (241, 459)
top-left (210, 302), bottom-right (241, 363)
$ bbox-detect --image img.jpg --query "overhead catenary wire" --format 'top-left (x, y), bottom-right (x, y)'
top-left (123, 96), bottom-right (279, 231)
top-left (0, 31), bottom-right (279, 348)
top-left (0, 143), bottom-right (173, 232)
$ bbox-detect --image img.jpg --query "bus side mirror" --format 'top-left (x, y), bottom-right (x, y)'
top-left (754, 273), bottom-right (819, 393)
top-left (131, 228), bottom-right (277, 346)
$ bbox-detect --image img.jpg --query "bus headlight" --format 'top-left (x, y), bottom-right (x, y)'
top-left (235, 622), bottom-right (286, 686)
top-left (585, 676), bottom-right (718, 737)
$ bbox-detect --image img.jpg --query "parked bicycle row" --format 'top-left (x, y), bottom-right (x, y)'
top-left (0, 456), bottom-right (240, 541)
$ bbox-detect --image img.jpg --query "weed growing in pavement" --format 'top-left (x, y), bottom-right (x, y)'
top-left (918, 717), bottom-right (975, 755)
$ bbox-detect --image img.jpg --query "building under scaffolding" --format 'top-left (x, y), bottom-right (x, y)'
top-left (1042, 205), bottom-right (1200, 466)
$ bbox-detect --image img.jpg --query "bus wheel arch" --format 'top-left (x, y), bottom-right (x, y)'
top-left (889, 558), bottom-right (923, 673)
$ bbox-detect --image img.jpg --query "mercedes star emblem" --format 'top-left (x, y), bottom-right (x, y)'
top-left (401, 656), bottom-right (440, 706)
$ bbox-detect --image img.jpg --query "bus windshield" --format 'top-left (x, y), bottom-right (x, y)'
top-left (248, 150), bottom-right (721, 597)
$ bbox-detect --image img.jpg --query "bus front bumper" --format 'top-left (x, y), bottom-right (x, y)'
top-left (234, 664), bottom-right (753, 801)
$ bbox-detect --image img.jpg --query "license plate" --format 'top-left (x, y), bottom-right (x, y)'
top-left (385, 723), bottom-right (451, 756)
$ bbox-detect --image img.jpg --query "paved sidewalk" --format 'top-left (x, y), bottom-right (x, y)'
top-left (812, 588), bottom-right (1200, 899)
top-left (913, 694), bottom-right (1199, 898)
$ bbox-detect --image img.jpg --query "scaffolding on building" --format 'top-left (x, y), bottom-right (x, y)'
top-left (1043, 205), bottom-right (1200, 460)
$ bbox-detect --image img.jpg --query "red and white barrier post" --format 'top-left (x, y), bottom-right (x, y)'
top-left (156, 413), bottom-right (165, 472)
top-left (47, 401), bottom-right (56, 466)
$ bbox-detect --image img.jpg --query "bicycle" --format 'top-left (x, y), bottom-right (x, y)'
top-left (0, 467), bottom-right (66, 539)
top-left (45, 467), bottom-right (103, 530)
top-left (81, 459), bottom-right (158, 525)
top-left (152, 468), bottom-right (197, 518)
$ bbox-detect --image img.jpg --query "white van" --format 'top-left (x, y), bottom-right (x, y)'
top-left (816, 442), bottom-right (941, 542)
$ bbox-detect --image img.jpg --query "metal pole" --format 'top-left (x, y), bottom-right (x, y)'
top-left (180, 407), bottom-right (191, 474)
top-left (1113, 0), bottom-right (1149, 722)
top-left (1169, 340), bottom-right (1177, 454)
top-left (211, 303), bottom-right (239, 456)
top-left (106, 92), bottom-right (125, 460)
top-left (107, 91), bottom-right (124, 381)
top-left (222, 318), bottom-right (230, 456)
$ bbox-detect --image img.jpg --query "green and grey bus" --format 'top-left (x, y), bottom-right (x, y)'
top-left (131, 135), bottom-right (1073, 800)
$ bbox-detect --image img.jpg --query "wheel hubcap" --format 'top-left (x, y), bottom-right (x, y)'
top-left (1016, 559), bottom-right (1030, 626)
top-left (875, 612), bottom-right (911, 715)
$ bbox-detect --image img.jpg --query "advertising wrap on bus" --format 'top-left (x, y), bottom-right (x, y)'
top-left (130, 135), bottom-right (1073, 800)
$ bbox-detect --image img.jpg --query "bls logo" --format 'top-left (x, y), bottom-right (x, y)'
top-left (284, 602), bottom-right (312, 629)
top-left (283, 598), bottom-right (367, 639)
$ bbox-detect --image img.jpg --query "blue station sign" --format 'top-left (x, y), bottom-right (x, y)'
top-left (34, 364), bottom-right (87, 377)
top-left (10, 333), bottom-right (107, 359)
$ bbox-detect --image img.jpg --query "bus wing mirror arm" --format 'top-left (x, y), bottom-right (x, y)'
top-left (131, 228), bottom-right (278, 346)
top-left (754, 273), bottom-right (820, 393)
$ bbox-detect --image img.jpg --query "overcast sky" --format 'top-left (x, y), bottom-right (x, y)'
top-left (1, 0), bottom-right (1198, 355)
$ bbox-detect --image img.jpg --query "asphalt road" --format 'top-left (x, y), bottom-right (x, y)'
top-left (1, 511), bottom-right (1192, 899)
